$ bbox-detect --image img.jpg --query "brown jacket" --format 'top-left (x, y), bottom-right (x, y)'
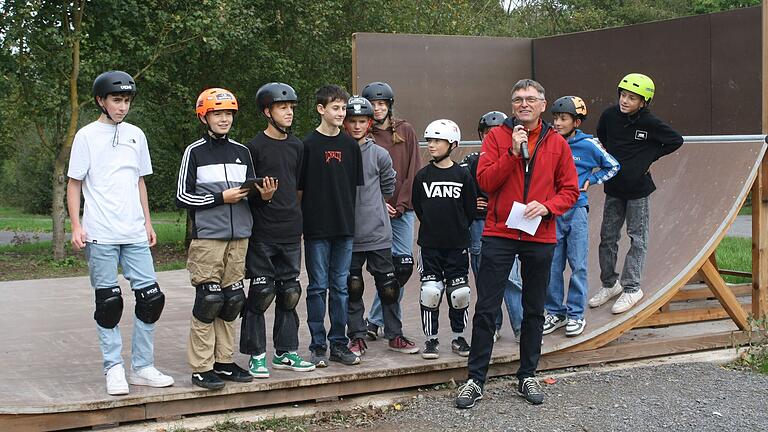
top-left (370, 119), bottom-right (422, 215)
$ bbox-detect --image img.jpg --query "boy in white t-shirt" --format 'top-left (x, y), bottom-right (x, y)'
top-left (66, 70), bottom-right (174, 396)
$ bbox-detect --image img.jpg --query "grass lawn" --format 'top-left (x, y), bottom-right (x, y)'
top-left (0, 207), bottom-right (187, 281)
top-left (715, 236), bottom-right (752, 284)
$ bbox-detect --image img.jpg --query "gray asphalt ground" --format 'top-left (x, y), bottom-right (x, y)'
top-left (370, 362), bottom-right (768, 432)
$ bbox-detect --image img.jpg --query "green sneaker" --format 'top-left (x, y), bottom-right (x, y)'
top-left (249, 353), bottom-right (269, 378)
top-left (273, 352), bottom-right (316, 372)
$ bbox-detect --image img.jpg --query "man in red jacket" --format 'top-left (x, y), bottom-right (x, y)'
top-left (455, 79), bottom-right (579, 408)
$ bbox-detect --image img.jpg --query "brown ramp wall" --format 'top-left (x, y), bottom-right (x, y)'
top-left (352, 33), bottom-right (531, 139)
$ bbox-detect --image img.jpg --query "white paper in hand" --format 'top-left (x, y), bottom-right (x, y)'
top-left (505, 201), bottom-right (541, 235)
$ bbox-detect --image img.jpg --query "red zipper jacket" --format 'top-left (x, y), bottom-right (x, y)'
top-left (477, 118), bottom-right (579, 244)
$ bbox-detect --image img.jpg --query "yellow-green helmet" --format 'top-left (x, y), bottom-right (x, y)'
top-left (618, 73), bottom-right (655, 103)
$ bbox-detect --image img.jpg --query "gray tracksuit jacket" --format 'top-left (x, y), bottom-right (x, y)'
top-left (353, 138), bottom-right (396, 252)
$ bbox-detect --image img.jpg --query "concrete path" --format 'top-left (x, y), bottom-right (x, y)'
top-left (728, 215), bottom-right (752, 238)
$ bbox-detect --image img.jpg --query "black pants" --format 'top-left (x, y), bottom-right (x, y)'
top-left (419, 247), bottom-right (470, 337)
top-left (347, 249), bottom-right (403, 340)
top-left (240, 241), bottom-right (301, 355)
top-left (467, 236), bottom-right (554, 383)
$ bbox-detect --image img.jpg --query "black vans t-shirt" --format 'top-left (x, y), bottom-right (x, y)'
top-left (299, 130), bottom-right (363, 239)
top-left (246, 132), bottom-right (303, 243)
top-left (412, 162), bottom-right (476, 249)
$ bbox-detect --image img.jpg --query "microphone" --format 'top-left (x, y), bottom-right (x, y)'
top-left (512, 118), bottom-right (529, 160)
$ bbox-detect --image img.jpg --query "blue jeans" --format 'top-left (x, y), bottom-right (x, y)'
top-left (547, 206), bottom-right (589, 319)
top-left (304, 237), bottom-right (353, 351)
top-left (368, 210), bottom-right (415, 327)
top-left (500, 257), bottom-right (523, 333)
top-left (469, 218), bottom-right (485, 277)
top-left (85, 241), bottom-right (157, 373)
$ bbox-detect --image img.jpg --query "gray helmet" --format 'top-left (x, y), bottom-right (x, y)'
top-left (478, 111), bottom-right (508, 133)
top-left (256, 82), bottom-right (298, 113)
top-left (361, 81), bottom-right (394, 105)
top-left (346, 96), bottom-right (374, 118)
top-left (92, 70), bottom-right (136, 107)
top-left (550, 96), bottom-right (588, 119)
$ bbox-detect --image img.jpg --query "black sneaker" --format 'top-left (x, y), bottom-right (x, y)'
top-left (213, 362), bottom-right (254, 383)
top-left (330, 343), bottom-right (361, 365)
top-left (451, 336), bottom-right (471, 357)
top-left (365, 319), bottom-right (380, 341)
top-left (517, 377), bottom-right (544, 405)
top-left (191, 370), bottom-right (225, 390)
top-left (422, 338), bottom-right (439, 359)
top-left (455, 378), bottom-right (483, 409)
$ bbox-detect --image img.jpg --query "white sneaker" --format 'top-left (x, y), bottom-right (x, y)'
top-left (493, 329), bottom-right (501, 343)
top-left (588, 281), bottom-right (623, 308)
top-left (611, 289), bottom-right (644, 314)
top-left (127, 366), bottom-right (175, 388)
top-left (106, 364), bottom-right (129, 395)
top-left (565, 318), bottom-right (586, 337)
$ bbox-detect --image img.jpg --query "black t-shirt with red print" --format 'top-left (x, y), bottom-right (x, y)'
top-left (299, 130), bottom-right (363, 239)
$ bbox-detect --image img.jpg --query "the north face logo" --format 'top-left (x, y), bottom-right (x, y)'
top-left (236, 158), bottom-right (242, 163)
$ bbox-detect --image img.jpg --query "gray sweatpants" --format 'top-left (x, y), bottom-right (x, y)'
top-left (598, 195), bottom-right (649, 293)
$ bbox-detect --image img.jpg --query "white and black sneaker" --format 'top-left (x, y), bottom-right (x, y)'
top-left (565, 318), bottom-right (586, 337)
top-left (518, 377), bottom-right (544, 405)
top-left (455, 378), bottom-right (483, 409)
top-left (542, 314), bottom-right (567, 335)
top-left (451, 336), bottom-right (471, 357)
top-left (191, 370), bottom-right (225, 390)
top-left (422, 338), bottom-right (440, 359)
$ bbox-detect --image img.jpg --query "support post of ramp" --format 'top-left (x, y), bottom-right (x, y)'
top-left (754, 0), bottom-right (768, 320)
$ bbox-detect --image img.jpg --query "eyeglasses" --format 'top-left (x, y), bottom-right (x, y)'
top-left (511, 96), bottom-right (544, 106)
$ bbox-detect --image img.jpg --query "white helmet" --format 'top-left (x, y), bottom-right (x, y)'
top-left (424, 119), bottom-right (461, 145)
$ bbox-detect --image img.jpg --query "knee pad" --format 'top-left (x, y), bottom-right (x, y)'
top-left (219, 280), bottom-right (246, 321)
top-left (134, 283), bottom-right (165, 324)
top-left (192, 283), bottom-right (224, 324)
top-left (393, 254), bottom-right (414, 287)
top-left (374, 271), bottom-right (400, 305)
top-left (446, 276), bottom-right (471, 310)
top-left (94, 286), bottom-right (123, 329)
top-left (419, 275), bottom-right (444, 311)
top-left (246, 276), bottom-right (275, 314)
top-left (276, 278), bottom-right (301, 311)
top-left (347, 271), bottom-right (364, 302)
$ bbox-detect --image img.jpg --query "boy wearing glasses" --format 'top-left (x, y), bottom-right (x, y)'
top-left (456, 79), bottom-right (579, 408)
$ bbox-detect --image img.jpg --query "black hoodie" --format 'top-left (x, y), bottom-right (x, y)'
top-left (596, 105), bottom-right (683, 200)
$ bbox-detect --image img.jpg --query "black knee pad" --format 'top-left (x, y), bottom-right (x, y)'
top-left (192, 283), bottom-right (224, 324)
top-left (276, 278), bottom-right (301, 311)
top-left (219, 280), bottom-right (246, 321)
top-left (246, 276), bottom-right (275, 314)
top-left (94, 286), bottom-right (123, 329)
top-left (393, 254), bottom-right (414, 287)
top-left (134, 283), bottom-right (165, 324)
top-left (374, 271), bottom-right (400, 305)
top-left (347, 270), bottom-right (364, 302)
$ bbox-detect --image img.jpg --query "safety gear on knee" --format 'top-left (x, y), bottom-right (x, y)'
top-left (94, 286), bottom-right (123, 329)
top-left (192, 283), bottom-right (224, 324)
top-left (393, 254), bottom-right (414, 287)
top-left (276, 278), bottom-right (301, 311)
top-left (374, 271), bottom-right (400, 305)
top-left (134, 283), bottom-right (165, 324)
top-left (446, 276), bottom-right (471, 310)
top-left (246, 276), bottom-right (275, 314)
top-left (347, 270), bottom-right (364, 302)
top-left (219, 280), bottom-right (246, 321)
top-left (419, 275), bottom-right (444, 311)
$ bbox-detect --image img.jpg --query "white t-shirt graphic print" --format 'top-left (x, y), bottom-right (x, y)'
top-left (68, 121), bottom-right (152, 244)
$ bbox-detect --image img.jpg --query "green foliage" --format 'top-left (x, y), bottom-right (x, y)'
top-left (0, 0), bottom-right (760, 215)
top-left (733, 316), bottom-right (768, 375)
top-left (716, 236), bottom-right (752, 284)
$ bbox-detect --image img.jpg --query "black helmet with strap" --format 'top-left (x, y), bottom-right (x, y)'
top-left (256, 82), bottom-right (298, 135)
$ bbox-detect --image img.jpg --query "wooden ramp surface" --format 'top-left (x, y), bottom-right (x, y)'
top-left (0, 137), bottom-right (764, 430)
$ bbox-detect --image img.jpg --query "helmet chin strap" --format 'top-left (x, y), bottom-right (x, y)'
top-left (267, 115), bottom-right (290, 136)
top-left (431, 143), bottom-right (457, 163)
